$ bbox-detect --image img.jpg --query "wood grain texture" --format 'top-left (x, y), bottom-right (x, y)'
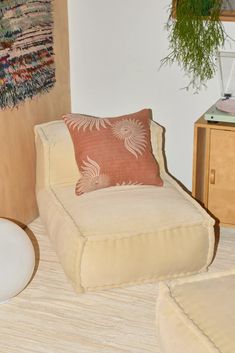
top-left (220, 10), bottom-right (235, 21)
top-left (194, 117), bottom-right (235, 131)
top-left (193, 118), bottom-right (235, 226)
top-left (0, 219), bottom-right (234, 353)
top-left (192, 126), bottom-right (208, 205)
top-left (208, 129), bottom-right (235, 225)
top-left (0, 1), bottom-right (71, 225)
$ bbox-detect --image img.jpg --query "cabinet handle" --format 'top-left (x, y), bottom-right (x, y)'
top-left (209, 169), bottom-right (216, 184)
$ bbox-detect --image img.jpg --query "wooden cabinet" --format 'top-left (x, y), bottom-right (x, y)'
top-left (192, 117), bottom-right (235, 226)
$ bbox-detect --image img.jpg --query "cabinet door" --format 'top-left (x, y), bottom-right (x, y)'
top-left (208, 129), bottom-right (235, 225)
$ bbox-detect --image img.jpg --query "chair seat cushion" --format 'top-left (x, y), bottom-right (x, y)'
top-left (53, 181), bottom-right (206, 237)
top-left (157, 270), bottom-right (235, 353)
top-left (37, 174), bottom-right (215, 292)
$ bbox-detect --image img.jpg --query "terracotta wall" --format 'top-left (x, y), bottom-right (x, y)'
top-left (0, 1), bottom-right (71, 225)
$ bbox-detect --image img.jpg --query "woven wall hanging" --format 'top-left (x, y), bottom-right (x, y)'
top-left (0, 0), bottom-right (55, 109)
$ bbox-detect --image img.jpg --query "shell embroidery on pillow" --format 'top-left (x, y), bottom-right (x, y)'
top-left (64, 115), bottom-right (112, 132)
top-left (76, 156), bottom-right (110, 194)
top-left (63, 109), bottom-right (164, 196)
top-left (111, 119), bottom-right (147, 158)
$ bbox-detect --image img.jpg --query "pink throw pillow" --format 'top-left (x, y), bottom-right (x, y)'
top-left (63, 109), bottom-right (163, 195)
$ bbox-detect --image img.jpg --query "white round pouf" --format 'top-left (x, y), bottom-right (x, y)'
top-left (0, 218), bottom-right (35, 303)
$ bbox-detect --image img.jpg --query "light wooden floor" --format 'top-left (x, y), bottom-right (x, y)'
top-left (0, 220), bottom-right (234, 353)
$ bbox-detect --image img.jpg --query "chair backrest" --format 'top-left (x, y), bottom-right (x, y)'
top-left (34, 119), bottom-right (165, 192)
top-left (150, 120), bottom-right (165, 174)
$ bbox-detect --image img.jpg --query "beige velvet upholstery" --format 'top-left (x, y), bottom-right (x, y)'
top-left (35, 120), bottom-right (215, 293)
top-left (157, 269), bottom-right (235, 353)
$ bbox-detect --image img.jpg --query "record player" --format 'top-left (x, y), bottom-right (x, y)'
top-left (205, 51), bottom-right (235, 123)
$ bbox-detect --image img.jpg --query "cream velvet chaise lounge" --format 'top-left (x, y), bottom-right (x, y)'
top-left (35, 118), bottom-right (215, 293)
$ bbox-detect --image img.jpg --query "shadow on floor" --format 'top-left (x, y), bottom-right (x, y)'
top-left (24, 226), bottom-right (40, 284)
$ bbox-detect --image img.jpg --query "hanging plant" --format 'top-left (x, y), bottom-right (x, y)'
top-left (162, 0), bottom-right (227, 90)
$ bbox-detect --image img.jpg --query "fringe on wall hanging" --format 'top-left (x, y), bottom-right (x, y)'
top-left (0, 0), bottom-right (55, 109)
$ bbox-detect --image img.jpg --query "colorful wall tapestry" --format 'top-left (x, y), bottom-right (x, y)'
top-left (0, 0), bottom-right (55, 109)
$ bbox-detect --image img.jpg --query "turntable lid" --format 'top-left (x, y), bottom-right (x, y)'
top-left (216, 99), bottom-right (235, 114)
top-left (218, 51), bottom-right (235, 98)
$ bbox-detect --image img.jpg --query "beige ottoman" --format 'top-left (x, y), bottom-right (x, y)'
top-left (157, 269), bottom-right (235, 353)
top-left (35, 120), bottom-right (215, 293)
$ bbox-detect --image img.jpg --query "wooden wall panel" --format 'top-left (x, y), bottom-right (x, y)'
top-left (0, 1), bottom-right (71, 225)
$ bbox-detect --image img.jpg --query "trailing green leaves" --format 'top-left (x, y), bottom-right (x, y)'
top-left (162, 0), bottom-right (226, 90)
